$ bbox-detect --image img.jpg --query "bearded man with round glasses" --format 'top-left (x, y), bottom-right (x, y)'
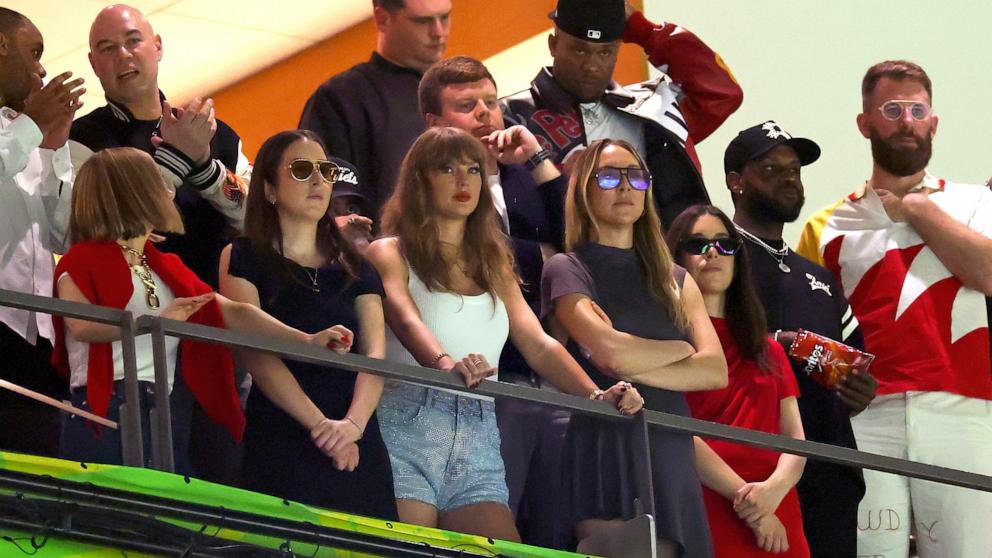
top-left (725, 121), bottom-right (876, 558)
top-left (797, 60), bottom-right (992, 558)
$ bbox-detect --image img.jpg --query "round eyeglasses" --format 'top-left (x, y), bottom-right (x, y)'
top-left (878, 100), bottom-right (931, 121)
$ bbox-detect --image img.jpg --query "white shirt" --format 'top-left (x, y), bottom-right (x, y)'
top-left (385, 264), bottom-right (509, 400)
top-left (487, 173), bottom-right (511, 233)
top-left (0, 107), bottom-right (73, 344)
top-left (579, 101), bottom-right (647, 156)
top-left (63, 271), bottom-right (180, 391)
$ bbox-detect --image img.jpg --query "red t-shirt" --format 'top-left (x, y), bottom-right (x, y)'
top-left (686, 318), bottom-right (800, 480)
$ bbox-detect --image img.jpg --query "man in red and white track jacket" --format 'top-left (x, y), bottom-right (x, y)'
top-left (797, 60), bottom-right (992, 558)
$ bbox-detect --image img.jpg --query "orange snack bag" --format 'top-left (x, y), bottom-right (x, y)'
top-left (787, 330), bottom-right (876, 388)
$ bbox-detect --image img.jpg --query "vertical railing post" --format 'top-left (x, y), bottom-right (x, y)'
top-left (631, 412), bottom-right (657, 556)
top-left (117, 311), bottom-right (144, 467)
top-left (630, 411), bottom-right (656, 515)
top-left (148, 318), bottom-right (175, 472)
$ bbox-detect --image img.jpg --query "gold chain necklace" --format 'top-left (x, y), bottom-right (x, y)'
top-left (118, 244), bottom-right (160, 309)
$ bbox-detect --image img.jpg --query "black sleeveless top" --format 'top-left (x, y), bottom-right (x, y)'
top-left (541, 242), bottom-right (713, 557)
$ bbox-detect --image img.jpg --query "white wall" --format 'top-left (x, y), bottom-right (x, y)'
top-left (642, 0), bottom-right (992, 242)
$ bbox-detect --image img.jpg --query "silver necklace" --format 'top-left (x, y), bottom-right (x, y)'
top-left (735, 225), bottom-right (791, 273)
top-left (299, 265), bottom-right (319, 293)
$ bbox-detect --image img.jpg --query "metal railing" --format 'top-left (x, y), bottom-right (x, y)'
top-left (3, 286), bottom-right (992, 557)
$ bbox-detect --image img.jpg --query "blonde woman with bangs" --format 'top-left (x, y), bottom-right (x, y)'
top-left (540, 139), bottom-right (728, 557)
top-left (54, 147), bottom-right (352, 470)
top-left (366, 127), bottom-right (642, 541)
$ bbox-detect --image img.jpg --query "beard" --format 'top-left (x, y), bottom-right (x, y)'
top-left (870, 127), bottom-right (933, 177)
top-left (741, 185), bottom-right (805, 224)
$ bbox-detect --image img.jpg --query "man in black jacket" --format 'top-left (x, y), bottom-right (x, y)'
top-left (70, 4), bottom-right (249, 289)
top-left (69, 3), bottom-right (251, 485)
top-left (300, 0), bottom-right (451, 245)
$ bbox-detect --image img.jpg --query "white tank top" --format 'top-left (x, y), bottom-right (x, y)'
top-left (384, 264), bottom-right (509, 399)
top-left (62, 271), bottom-right (181, 391)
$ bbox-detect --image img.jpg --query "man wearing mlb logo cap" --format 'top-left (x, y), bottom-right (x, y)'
top-left (726, 121), bottom-right (876, 558)
top-left (500, 0), bottom-right (742, 226)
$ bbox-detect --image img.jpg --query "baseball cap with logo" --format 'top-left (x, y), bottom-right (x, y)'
top-left (328, 157), bottom-right (363, 199)
top-left (550, 0), bottom-right (625, 43)
top-left (723, 120), bottom-right (821, 173)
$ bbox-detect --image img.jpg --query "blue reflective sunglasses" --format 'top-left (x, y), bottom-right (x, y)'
top-left (595, 167), bottom-right (651, 191)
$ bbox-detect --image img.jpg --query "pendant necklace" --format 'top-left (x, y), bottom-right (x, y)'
top-left (300, 265), bottom-right (320, 293)
top-left (118, 244), bottom-right (161, 308)
top-left (440, 241), bottom-right (471, 277)
top-left (735, 225), bottom-right (791, 274)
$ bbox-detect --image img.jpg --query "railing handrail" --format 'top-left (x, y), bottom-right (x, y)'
top-left (2, 285), bottom-right (991, 496)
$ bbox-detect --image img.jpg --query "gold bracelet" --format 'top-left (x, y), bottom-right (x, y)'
top-left (344, 416), bottom-right (364, 439)
top-left (588, 389), bottom-right (605, 400)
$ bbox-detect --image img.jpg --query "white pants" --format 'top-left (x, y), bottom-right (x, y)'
top-left (851, 391), bottom-right (992, 558)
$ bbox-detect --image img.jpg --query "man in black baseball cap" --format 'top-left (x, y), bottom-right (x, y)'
top-left (726, 120), bottom-right (821, 226)
top-left (501, 0), bottom-right (743, 226)
top-left (328, 156), bottom-right (374, 252)
top-left (727, 121), bottom-right (876, 558)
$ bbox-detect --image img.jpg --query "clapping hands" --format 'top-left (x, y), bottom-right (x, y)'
top-left (155, 97), bottom-right (217, 165)
top-left (23, 71), bottom-right (86, 149)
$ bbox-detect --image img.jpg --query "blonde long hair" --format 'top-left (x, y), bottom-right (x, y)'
top-left (380, 127), bottom-right (516, 296)
top-left (564, 139), bottom-right (688, 330)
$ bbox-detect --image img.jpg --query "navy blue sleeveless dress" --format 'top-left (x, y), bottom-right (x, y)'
top-left (541, 242), bottom-right (713, 557)
top-left (229, 238), bottom-right (397, 520)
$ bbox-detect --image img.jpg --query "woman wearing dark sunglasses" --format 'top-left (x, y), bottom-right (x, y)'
top-left (540, 139), bottom-right (727, 557)
top-left (666, 205), bottom-right (809, 557)
top-left (218, 130), bottom-right (398, 520)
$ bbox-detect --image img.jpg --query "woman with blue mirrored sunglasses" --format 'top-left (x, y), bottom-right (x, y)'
top-left (594, 167), bottom-right (652, 191)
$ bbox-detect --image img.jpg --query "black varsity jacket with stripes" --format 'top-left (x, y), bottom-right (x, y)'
top-left (69, 94), bottom-right (250, 288)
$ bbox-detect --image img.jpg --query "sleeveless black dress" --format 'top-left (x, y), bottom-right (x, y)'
top-left (229, 238), bottom-right (397, 520)
top-left (541, 242), bottom-right (713, 557)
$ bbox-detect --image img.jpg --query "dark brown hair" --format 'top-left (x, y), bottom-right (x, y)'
top-left (564, 139), bottom-right (688, 330)
top-left (373, 0), bottom-right (404, 12)
top-left (418, 55), bottom-right (497, 119)
top-left (862, 60), bottom-right (932, 108)
top-left (70, 147), bottom-right (184, 243)
top-left (243, 130), bottom-right (360, 281)
top-left (665, 205), bottom-right (772, 370)
top-left (380, 126), bottom-right (515, 297)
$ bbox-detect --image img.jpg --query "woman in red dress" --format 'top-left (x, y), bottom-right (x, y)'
top-left (667, 205), bottom-right (810, 557)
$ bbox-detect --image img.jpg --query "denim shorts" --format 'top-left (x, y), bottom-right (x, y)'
top-left (377, 382), bottom-right (509, 513)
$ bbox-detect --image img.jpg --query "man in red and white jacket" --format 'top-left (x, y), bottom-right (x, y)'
top-left (798, 60), bottom-right (992, 558)
top-left (500, 0), bottom-right (742, 226)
